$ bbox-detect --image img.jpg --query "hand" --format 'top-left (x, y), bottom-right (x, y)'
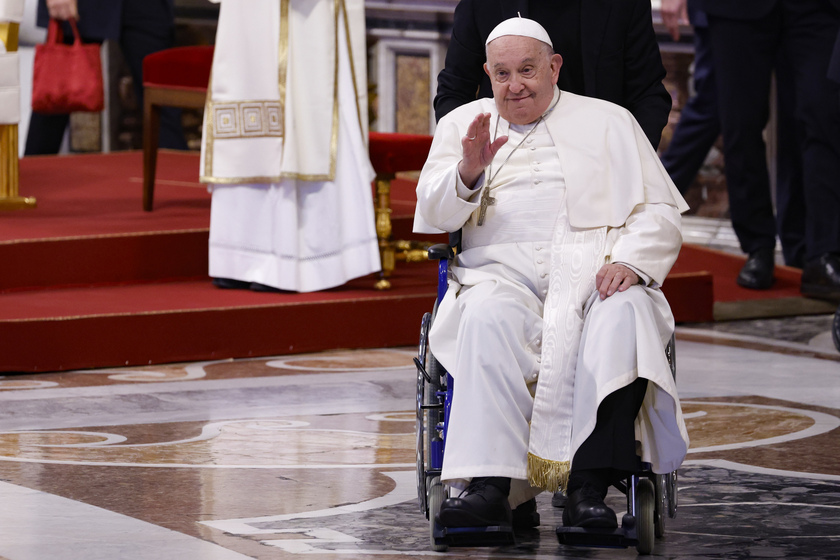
top-left (46, 0), bottom-right (79, 21)
top-left (660, 0), bottom-right (687, 42)
top-left (595, 263), bottom-right (640, 300)
top-left (457, 113), bottom-right (508, 188)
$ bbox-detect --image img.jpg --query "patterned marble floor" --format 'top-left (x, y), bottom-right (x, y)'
top-left (0, 311), bottom-right (838, 560)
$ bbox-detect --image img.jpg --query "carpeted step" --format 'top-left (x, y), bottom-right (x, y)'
top-left (0, 230), bottom-right (209, 291)
top-left (2, 153), bottom-right (429, 291)
top-left (0, 266), bottom-right (438, 373)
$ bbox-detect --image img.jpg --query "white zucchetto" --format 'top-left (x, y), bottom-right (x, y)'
top-left (485, 16), bottom-right (554, 48)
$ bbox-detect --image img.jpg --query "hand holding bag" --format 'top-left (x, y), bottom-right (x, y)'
top-left (31, 18), bottom-right (104, 114)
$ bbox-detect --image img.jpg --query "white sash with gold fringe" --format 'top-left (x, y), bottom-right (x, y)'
top-left (527, 195), bottom-right (607, 494)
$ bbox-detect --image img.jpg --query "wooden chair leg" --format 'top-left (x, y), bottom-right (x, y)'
top-left (142, 94), bottom-right (161, 212)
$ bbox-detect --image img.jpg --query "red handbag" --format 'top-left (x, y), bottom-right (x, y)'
top-left (31, 18), bottom-right (104, 114)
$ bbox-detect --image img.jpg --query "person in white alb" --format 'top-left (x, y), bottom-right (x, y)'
top-left (200, 0), bottom-right (380, 292)
top-left (413, 17), bottom-right (690, 530)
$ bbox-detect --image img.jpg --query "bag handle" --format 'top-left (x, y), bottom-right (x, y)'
top-left (46, 17), bottom-right (83, 46)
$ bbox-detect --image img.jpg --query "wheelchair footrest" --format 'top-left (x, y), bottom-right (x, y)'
top-left (556, 518), bottom-right (638, 549)
top-left (433, 522), bottom-right (515, 547)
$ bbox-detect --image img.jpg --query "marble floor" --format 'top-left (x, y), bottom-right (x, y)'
top-left (0, 320), bottom-right (837, 559)
top-left (0, 217), bottom-right (838, 559)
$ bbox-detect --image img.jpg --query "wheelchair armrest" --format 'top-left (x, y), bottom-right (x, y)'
top-left (428, 243), bottom-right (454, 261)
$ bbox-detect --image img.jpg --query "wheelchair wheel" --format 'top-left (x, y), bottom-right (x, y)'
top-left (666, 470), bottom-right (678, 519)
top-left (832, 305), bottom-right (840, 353)
top-left (428, 475), bottom-right (448, 552)
top-left (416, 315), bottom-right (430, 513)
top-left (416, 311), bottom-right (446, 515)
top-left (654, 475), bottom-right (667, 537)
top-left (416, 312), bottom-right (433, 513)
top-left (636, 478), bottom-right (655, 555)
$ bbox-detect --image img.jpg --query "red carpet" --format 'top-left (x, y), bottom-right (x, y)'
top-left (2, 151), bottom-right (823, 373)
top-left (668, 245), bottom-right (835, 321)
top-left (1, 151), bottom-right (438, 372)
top-left (672, 245), bottom-right (801, 302)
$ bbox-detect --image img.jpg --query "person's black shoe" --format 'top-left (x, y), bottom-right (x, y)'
top-left (212, 277), bottom-right (251, 290)
top-left (562, 485), bottom-right (617, 529)
top-left (800, 253), bottom-right (840, 303)
top-left (249, 282), bottom-right (286, 293)
top-left (737, 247), bottom-right (775, 290)
top-left (551, 491), bottom-right (567, 508)
top-left (512, 497), bottom-right (540, 528)
top-left (438, 477), bottom-right (512, 528)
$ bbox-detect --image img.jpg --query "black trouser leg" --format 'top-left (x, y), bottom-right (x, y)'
top-left (24, 113), bottom-right (71, 155)
top-left (120, 0), bottom-right (187, 150)
top-left (707, 11), bottom-right (779, 254)
top-left (569, 377), bottom-right (649, 495)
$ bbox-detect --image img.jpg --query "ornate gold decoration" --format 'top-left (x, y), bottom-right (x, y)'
top-left (209, 101), bottom-right (284, 139)
top-left (373, 172), bottom-right (432, 290)
top-left (0, 21), bottom-right (19, 51)
top-left (0, 22), bottom-right (36, 211)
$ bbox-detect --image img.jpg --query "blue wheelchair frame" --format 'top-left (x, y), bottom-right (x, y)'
top-left (415, 241), bottom-right (517, 551)
top-left (415, 239), bottom-right (679, 554)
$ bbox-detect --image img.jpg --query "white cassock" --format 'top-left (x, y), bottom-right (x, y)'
top-left (414, 89), bottom-right (691, 506)
top-left (200, 0), bottom-right (380, 292)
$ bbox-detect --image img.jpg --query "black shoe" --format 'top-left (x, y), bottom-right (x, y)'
top-left (800, 253), bottom-right (840, 303)
top-left (438, 477), bottom-right (512, 528)
top-left (212, 277), bottom-right (251, 290)
top-left (512, 497), bottom-right (540, 528)
top-left (562, 485), bottom-right (617, 529)
top-left (737, 247), bottom-right (775, 290)
top-left (551, 491), bottom-right (567, 508)
top-left (249, 282), bottom-right (285, 293)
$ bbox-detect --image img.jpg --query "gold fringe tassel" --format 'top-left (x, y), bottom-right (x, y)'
top-left (527, 452), bottom-right (571, 494)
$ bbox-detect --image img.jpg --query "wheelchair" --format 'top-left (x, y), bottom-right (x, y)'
top-left (414, 236), bottom-right (678, 555)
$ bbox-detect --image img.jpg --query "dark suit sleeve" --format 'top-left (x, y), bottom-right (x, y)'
top-left (830, 29), bottom-right (840, 84)
top-left (621, 0), bottom-right (672, 148)
top-left (433, 0), bottom-right (487, 121)
top-left (36, 0), bottom-right (123, 40)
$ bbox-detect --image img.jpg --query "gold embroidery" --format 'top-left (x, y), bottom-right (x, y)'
top-left (339, 0), bottom-right (367, 145)
top-left (207, 101), bottom-right (284, 140)
top-left (328, 0), bottom-right (340, 180)
top-left (202, 72), bottom-right (214, 178)
top-left (267, 105), bottom-right (282, 134)
top-left (278, 0), bottom-right (289, 109)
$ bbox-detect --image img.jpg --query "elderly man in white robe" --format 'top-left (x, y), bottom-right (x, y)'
top-left (414, 17), bottom-right (690, 530)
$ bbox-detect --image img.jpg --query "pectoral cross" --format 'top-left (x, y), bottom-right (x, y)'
top-left (476, 187), bottom-right (496, 226)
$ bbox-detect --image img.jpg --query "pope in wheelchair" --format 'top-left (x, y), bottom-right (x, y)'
top-left (413, 16), bottom-right (691, 546)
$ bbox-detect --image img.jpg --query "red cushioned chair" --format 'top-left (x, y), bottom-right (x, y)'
top-left (142, 45), bottom-right (214, 211)
top-left (368, 131), bottom-right (434, 289)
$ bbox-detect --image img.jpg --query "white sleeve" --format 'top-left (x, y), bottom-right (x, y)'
top-left (608, 202), bottom-right (683, 286)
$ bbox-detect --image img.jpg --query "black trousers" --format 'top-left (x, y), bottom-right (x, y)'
top-left (571, 377), bottom-right (649, 477)
top-left (25, 0), bottom-right (186, 155)
top-left (660, 23), bottom-right (720, 195)
top-left (707, 0), bottom-right (840, 261)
